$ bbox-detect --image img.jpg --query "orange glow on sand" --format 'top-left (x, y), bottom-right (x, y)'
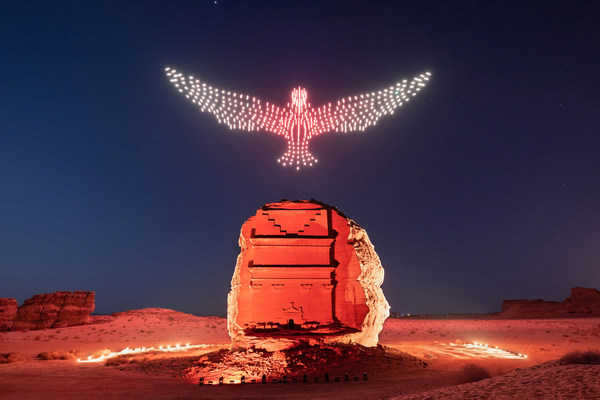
top-left (77, 343), bottom-right (218, 363)
top-left (447, 341), bottom-right (527, 359)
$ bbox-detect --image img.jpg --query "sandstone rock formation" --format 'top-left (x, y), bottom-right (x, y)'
top-left (499, 287), bottom-right (600, 318)
top-left (0, 298), bottom-right (18, 331)
top-left (9, 291), bottom-right (95, 331)
top-left (227, 200), bottom-right (389, 350)
top-left (563, 287), bottom-right (600, 314)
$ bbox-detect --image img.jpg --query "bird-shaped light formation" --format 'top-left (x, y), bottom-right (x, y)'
top-left (165, 67), bottom-right (431, 170)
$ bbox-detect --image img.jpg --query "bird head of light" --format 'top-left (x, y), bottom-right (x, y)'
top-left (291, 87), bottom-right (308, 113)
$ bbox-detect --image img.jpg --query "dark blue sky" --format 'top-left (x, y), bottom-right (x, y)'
top-left (1, 1), bottom-right (599, 315)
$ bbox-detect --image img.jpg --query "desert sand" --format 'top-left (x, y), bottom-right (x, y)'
top-left (1, 309), bottom-right (599, 399)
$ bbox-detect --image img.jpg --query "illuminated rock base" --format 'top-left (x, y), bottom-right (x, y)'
top-left (183, 344), bottom-right (424, 383)
top-left (227, 200), bottom-right (390, 350)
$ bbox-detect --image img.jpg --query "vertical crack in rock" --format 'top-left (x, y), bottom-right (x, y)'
top-left (339, 223), bottom-right (390, 347)
top-left (227, 200), bottom-right (389, 349)
top-left (227, 231), bottom-right (246, 347)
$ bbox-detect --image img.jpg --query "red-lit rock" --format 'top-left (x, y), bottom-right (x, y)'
top-left (499, 299), bottom-right (564, 318)
top-left (0, 298), bottom-right (18, 331)
top-left (11, 291), bottom-right (95, 331)
top-left (227, 200), bottom-right (389, 350)
top-left (499, 287), bottom-right (600, 318)
top-left (564, 287), bottom-right (600, 314)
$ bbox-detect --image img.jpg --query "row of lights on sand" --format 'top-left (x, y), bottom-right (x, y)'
top-left (199, 372), bottom-right (369, 386)
top-left (77, 343), bottom-right (214, 363)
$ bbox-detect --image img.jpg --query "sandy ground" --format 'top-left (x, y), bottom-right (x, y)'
top-left (397, 362), bottom-right (600, 399)
top-left (1, 309), bottom-right (599, 399)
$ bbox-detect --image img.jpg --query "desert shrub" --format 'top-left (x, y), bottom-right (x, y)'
top-left (456, 363), bottom-right (491, 383)
top-left (105, 354), bottom-right (149, 366)
top-left (0, 352), bottom-right (25, 363)
top-left (37, 351), bottom-right (77, 360)
top-left (559, 349), bottom-right (600, 365)
top-left (8, 352), bottom-right (25, 363)
top-left (105, 355), bottom-right (128, 366)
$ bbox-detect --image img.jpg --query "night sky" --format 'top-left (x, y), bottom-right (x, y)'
top-left (2, 1), bottom-right (599, 316)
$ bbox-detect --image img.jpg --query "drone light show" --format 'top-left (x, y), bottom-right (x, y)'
top-left (165, 67), bottom-right (431, 169)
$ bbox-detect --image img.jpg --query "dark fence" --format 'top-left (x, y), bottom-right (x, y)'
top-left (199, 372), bottom-right (369, 386)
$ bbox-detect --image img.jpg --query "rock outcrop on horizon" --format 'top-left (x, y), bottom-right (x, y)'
top-left (499, 287), bottom-right (600, 318)
top-left (0, 298), bottom-right (18, 331)
top-left (0, 291), bottom-right (95, 331)
top-left (227, 199), bottom-right (390, 350)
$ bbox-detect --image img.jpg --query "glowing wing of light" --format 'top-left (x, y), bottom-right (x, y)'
top-left (311, 72), bottom-right (431, 134)
top-left (165, 67), bottom-right (289, 136)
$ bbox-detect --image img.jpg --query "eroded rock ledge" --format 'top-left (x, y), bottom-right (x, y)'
top-left (0, 291), bottom-right (95, 331)
top-left (499, 287), bottom-right (600, 318)
top-left (227, 200), bottom-right (389, 350)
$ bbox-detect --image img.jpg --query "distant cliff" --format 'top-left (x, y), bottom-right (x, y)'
top-left (498, 287), bottom-right (600, 318)
top-left (0, 291), bottom-right (94, 331)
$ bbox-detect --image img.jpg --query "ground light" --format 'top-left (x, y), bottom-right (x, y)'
top-left (77, 343), bottom-right (220, 363)
top-left (448, 341), bottom-right (527, 359)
